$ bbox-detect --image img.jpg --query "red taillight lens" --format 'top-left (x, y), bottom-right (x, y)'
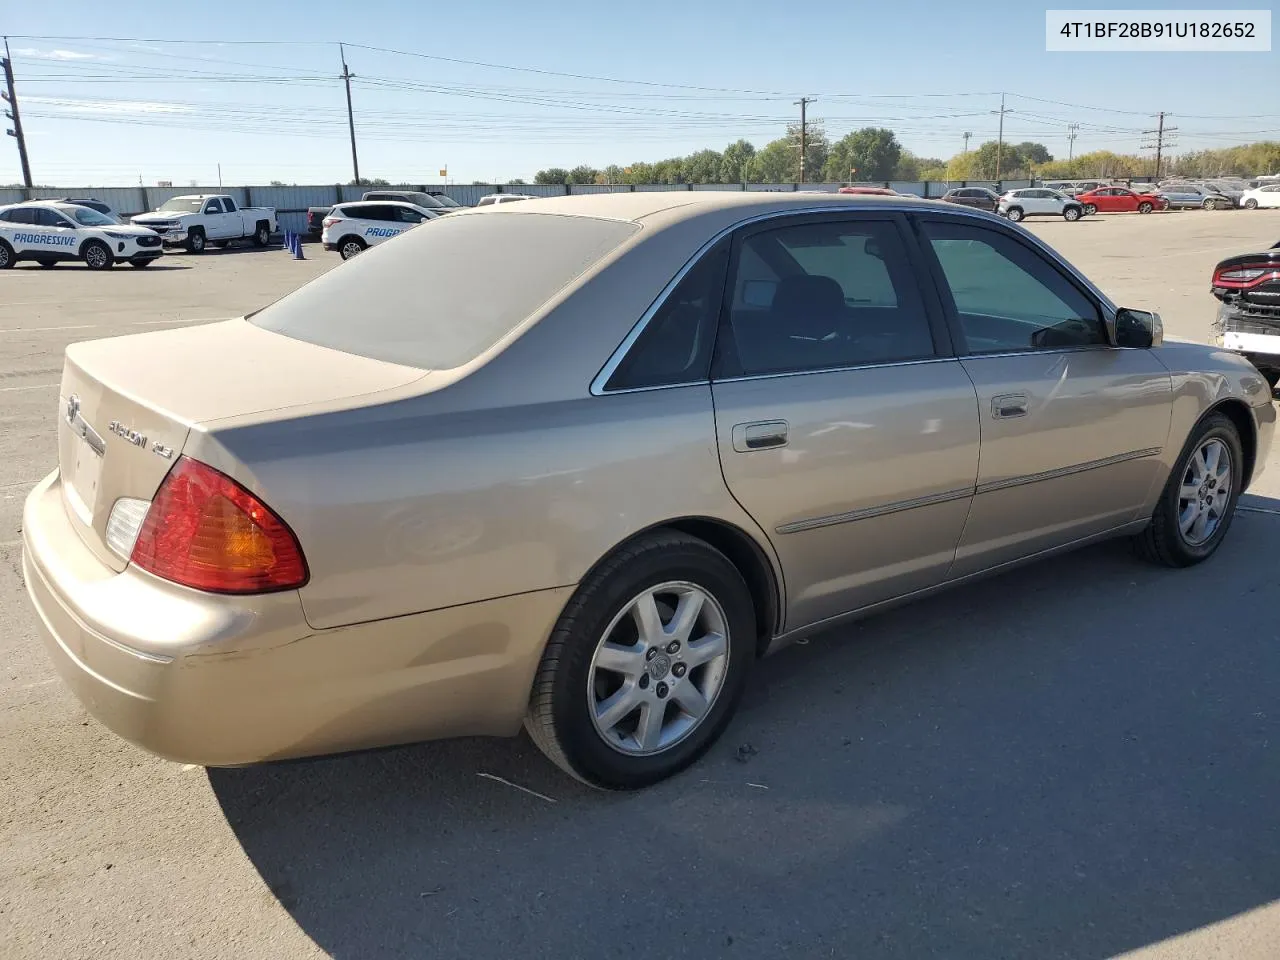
top-left (1213, 264), bottom-right (1280, 289)
top-left (322, 217), bottom-right (339, 228)
top-left (131, 457), bottom-right (308, 594)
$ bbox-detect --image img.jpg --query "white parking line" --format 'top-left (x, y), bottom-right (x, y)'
top-left (132, 316), bottom-right (238, 325)
top-left (0, 383), bottom-right (57, 392)
top-left (8, 324), bottom-right (99, 333)
top-left (3, 317), bottom-right (236, 335)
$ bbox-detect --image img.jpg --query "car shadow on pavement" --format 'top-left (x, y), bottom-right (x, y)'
top-left (210, 503), bottom-right (1280, 960)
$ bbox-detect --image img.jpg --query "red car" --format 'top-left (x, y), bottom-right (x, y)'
top-left (1075, 186), bottom-right (1168, 214)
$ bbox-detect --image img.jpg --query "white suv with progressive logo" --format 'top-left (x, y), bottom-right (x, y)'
top-left (321, 201), bottom-right (439, 260)
top-left (0, 201), bottom-right (164, 270)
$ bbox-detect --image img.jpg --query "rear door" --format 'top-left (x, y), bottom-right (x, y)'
top-left (710, 212), bottom-right (981, 631)
top-left (914, 214), bottom-right (1173, 576)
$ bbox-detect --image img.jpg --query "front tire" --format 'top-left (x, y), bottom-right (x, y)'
top-left (186, 228), bottom-right (206, 253)
top-left (81, 240), bottom-right (113, 271)
top-left (1005, 206), bottom-right (1024, 222)
top-left (525, 531), bottom-right (756, 789)
top-left (339, 236), bottom-right (366, 260)
top-left (0, 241), bottom-right (13, 269)
top-left (1244, 199), bottom-right (1258, 210)
top-left (1138, 201), bottom-right (1154, 214)
top-left (1063, 206), bottom-right (1081, 221)
top-left (1134, 412), bottom-right (1244, 567)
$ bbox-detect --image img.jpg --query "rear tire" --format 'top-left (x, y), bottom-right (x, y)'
top-left (525, 531), bottom-right (756, 789)
top-left (339, 236), bottom-right (366, 260)
top-left (186, 228), bottom-right (206, 253)
top-left (1134, 412), bottom-right (1244, 567)
top-left (81, 239), bottom-right (113, 271)
top-left (0, 241), bottom-right (13, 269)
top-left (1005, 206), bottom-right (1024, 222)
top-left (253, 222), bottom-right (270, 247)
top-left (1084, 203), bottom-right (1097, 216)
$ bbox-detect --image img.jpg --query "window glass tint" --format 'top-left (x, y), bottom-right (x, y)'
top-left (204, 199), bottom-right (223, 214)
top-left (6, 207), bottom-right (37, 224)
top-left (605, 241), bottom-right (728, 390)
top-left (223, 198), bottom-right (237, 212)
top-left (251, 213), bottom-right (638, 370)
top-left (920, 221), bottom-right (1105, 353)
top-left (718, 219), bottom-right (935, 377)
top-left (34, 208), bottom-right (70, 226)
top-left (394, 206), bottom-right (424, 223)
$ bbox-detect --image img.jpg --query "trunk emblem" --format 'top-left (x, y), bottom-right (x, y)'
top-left (108, 420), bottom-right (148, 448)
top-left (65, 394), bottom-right (105, 456)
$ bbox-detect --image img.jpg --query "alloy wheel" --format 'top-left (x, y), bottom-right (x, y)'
top-left (1178, 438), bottom-right (1233, 546)
top-left (587, 581), bottom-right (730, 756)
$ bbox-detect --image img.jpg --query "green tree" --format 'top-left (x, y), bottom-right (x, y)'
top-left (719, 139), bottom-right (756, 182)
top-left (622, 162), bottom-right (655, 184)
top-left (1015, 142), bottom-right (1053, 164)
top-left (508, 178), bottom-right (527, 185)
top-left (600, 164), bottom-right (626, 184)
top-left (534, 167), bottom-right (570, 185)
top-left (348, 177), bottom-right (391, 187)
top-left (792, 123), bottom-right (829, 182)
top-left (566, 165), bottom-right (599, 184)
top-left (652, 157), bottom-right (686, 183)
top-left (824, 127), bottom-right (902, 182)
top-left (746, 137), bottom-right (796, 182)
top-left (682, 149), bottom-right (723, 184)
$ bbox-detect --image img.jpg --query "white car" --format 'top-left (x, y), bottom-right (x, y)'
top-left (998, 188), bottom-right (1086, 222)
top-left (1241, 184), bottom-right (1280, 210)
top-left (475, 194), bottom-right (535, 206)
top-left (0, 200), bottom-right (164, 270)
top-left (321, 200), bottom-right (439, 260)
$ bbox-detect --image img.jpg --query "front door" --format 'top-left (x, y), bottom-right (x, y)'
top-left (202, 198), bottom-right (230, 238)
top-left (915, 216), bottom-right (1173, 576)
top-left (711, 213), bottom-right (981, 632)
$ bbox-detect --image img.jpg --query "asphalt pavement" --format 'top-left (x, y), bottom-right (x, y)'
top-left (2, 213), bottom-right (1279, 959)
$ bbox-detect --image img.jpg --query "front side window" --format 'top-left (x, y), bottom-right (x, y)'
top-left (920, 220), bottom-right (1106, 354)
top-left (204, 199), bottom-right (223, 214)
top-left (395, 207), bottom-right (425, 223)
top-left (605, 241), bottom-right (728, 390)
top-left (718, 218), bottom-right (935, 378)
top-left (35, 208), bottom-right (74, 227)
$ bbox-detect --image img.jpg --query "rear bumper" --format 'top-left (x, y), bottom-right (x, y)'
top-left (22, 470), bottom-right (571, 765)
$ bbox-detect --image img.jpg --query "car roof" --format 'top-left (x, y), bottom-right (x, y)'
top-left (335, 200), bottom-right (418, 208)
top-left (472, 190), bottom-right (952, 225)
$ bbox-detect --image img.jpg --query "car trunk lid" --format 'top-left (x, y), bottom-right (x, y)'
top-left (56, 320), bottom-right (427, 571)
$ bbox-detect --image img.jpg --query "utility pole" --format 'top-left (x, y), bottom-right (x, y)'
top-left (2, 38), bottom-right (33, 189)
top-left (962, 131), bottom-right (972, 154)
top-left (795, 96), bottom-right (812, 183)
top-left (993, 93), bottom-right (1011, 182)
top-left (1067, 122), bottom-right (1079, 161)
top-left (1140, 112), bottom-right (1176, 180)
top-left (340, 43), bottom-right (360, 185)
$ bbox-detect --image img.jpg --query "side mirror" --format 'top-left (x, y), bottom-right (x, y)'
top-left (1114, 308), bottom-right (1163, 349)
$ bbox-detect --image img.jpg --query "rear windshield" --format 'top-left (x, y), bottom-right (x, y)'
top-left (249, 212), bottom-right (638, 370)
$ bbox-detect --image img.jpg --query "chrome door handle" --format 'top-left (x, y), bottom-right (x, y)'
top-left (732, 420), bottom-right (789, 452)
top-left (991, 394), bottom-right (1029, 419)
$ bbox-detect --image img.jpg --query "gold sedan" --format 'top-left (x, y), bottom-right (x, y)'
top-left (22, 192), bottom-right (1275, 788)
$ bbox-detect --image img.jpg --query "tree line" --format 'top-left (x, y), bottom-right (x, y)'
top-left (532, 128), bottom-right (1280, 185)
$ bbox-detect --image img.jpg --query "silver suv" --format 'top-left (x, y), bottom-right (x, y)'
top-left (998, 188), bottom-right (1086, 222)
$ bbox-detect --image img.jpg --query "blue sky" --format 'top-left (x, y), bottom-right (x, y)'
top-left (2, 0), bottom-right (1276, 186)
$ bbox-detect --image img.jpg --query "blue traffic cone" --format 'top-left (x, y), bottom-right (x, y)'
top-left (292, 231), bottom-right (305, 260)
top-left (283, 230), bottom-right (294, 254)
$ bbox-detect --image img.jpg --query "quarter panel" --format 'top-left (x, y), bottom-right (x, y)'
top-left (191, 384), bottom-right (777, 630)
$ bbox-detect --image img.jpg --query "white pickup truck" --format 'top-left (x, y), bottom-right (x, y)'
top-left (131, 194), bottom-right (277, 253)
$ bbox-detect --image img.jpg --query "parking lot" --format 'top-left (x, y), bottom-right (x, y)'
top-left (3, 210), bottom-right (1280, 960)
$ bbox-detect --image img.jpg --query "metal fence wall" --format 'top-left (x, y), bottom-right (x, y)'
top-left (2, 177), bottom-right (1148, 231)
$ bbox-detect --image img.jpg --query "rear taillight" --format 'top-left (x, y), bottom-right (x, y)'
top-left (1213, 264), bottom-right (1280, 289)
top-left (130, 457), bottom-right (308, 594)
top-left (322, 217), bottom-right (339, 228)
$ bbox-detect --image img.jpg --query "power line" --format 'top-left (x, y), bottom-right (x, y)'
top-left (1140, 112), bottom-right (1177, 179)
top-left (2, 38), bottom-right (33, 188)
top-left (795, 97), bottom-right (813, 182)
top-left (339, 43), bottom-right (359, 183)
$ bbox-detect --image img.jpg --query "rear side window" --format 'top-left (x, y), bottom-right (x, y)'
top-left (251, 213), bottom-right (638, 370)
top-left (605, 241), bottom-right (728, 391)
top-left (920, 220), bottom-right (1105, 353)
